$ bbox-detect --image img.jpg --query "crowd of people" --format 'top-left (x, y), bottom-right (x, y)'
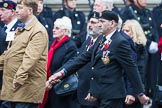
top-left (0, 0), bottom-right (162, 108)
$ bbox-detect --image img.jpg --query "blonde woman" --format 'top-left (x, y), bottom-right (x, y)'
top-left (122, 19), bottom-right (148, 108)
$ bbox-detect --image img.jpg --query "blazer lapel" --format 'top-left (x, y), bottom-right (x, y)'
top-left (91, 31), bottom-right (118, 66)
top-left (91, 35), bottom-right (103, 65)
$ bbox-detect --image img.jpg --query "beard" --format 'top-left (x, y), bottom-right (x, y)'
top-left (88, 27), bottom-right (101, 36)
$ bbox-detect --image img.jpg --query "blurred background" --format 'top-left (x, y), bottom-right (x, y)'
top-left (44, 0), bottom-right (161, 16)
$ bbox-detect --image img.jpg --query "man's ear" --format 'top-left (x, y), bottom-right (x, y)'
top-left (28, 7), bottom-right (33, 15)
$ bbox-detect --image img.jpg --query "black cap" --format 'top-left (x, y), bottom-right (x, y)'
top-left (99, 10), bottom-right (119, 23)
top-left (88, 11), bottom-right (100, 21)
top-left (0, 1), bottom-right (17, 10)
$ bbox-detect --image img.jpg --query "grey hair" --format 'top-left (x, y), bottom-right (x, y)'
top-left (102, 0), bottom-right (114, 11)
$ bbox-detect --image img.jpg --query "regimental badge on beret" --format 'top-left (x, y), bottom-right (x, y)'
top-left (99, 12), bottom-right (102, 17)
top-left (3, 3), bottom-right (8, 8)
top-left (0, 1), bottom-right (17, 10)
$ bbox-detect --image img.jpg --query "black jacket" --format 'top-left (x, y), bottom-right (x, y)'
top-left (63, 31), bottom-right (144, 100)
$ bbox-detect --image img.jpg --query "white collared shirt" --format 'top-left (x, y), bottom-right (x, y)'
top-left (5, 18), bottom-right (18, 33)
top-left (92, 37), bottom-right (97, 43)
top-left (105, 29), bottom-right (116, 41)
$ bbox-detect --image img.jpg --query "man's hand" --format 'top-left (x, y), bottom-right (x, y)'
top-left (46, 80), bottom-right (53, 90)
top-left (85, 93), bottom-right (97, 102)
top-left (12, 79), bottom-right (22, 90)
top-left (138, 94), bottom-right (150, 104)
top-left (46, 70), bottom-right (65, 90)
top-left (125, 95), bottom-right (135, 105)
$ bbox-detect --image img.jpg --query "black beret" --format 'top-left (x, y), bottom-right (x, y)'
top-left (100, 10), bottom-right (119, 23)
top-left (88, 11), bottom-right (99, 21)
top-left (0, 1), bottom-right (17, 10)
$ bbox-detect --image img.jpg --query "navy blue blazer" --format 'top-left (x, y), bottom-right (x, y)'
top-left (0, 20), bottom-right (21, 55)
top-left (63, 30), bottom-right (144, 100)
top-left (77, 37), bottom-right (98, 106)
top-left (0, 27), bottom-right (7, 55)
top-left (120, 31), bottom-right (137, 95)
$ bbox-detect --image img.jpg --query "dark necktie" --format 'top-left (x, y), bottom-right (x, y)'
top-left (89, 39), bottom-right (94, 48)
top-left (96, 36), bottom-right (106, 56)
top-left (2, 26), bottom-right (7, 32)
top-left (86, 39), bottom-right (94, 51)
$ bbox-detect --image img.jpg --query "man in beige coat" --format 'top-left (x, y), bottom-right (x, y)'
top-left (0, 0), bottom-right (48, 107)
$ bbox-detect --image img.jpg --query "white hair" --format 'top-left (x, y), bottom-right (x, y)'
top-left (101, 0), bottom-right (114, 11)
top-left (54, 16), bottom-right (72, 36)
top-left (117, 15), bottom-right (123, 31)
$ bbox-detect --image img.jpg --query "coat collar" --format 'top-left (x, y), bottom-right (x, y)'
top-left (24, 16), bottom-right (38, 31)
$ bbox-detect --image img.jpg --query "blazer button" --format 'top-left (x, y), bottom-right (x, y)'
top-left (91, 67), bottom-right (94, 70)
top-left (91, 77), bottom-right (94, 80)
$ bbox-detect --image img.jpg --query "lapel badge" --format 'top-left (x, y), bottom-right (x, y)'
top-left (102, 56), bottom-right (110, 65)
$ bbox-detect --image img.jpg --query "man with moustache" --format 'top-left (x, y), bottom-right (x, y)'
top-left (47, 10), bottom-right (150, 108)
top-left (77, 11), bottom-right (101, 108)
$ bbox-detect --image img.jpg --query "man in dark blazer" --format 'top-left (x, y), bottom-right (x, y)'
top-left (0, 26), bottom-right (7, 55)
top-left (77, 11), bottom-right (101, 108)
top-left (0, 0), bottom-right (21, 53)
top-left (47, 10), bottom-right (149, 108)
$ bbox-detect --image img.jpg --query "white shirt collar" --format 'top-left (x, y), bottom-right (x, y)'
top-left (105, 29), bottom-right (116, 40)
top-left (91, 37), bottom-right (97, 43)
top-left (5, 18), bottom-right (18, 33)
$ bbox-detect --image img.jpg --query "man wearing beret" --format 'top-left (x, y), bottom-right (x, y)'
top-left (0, 0), bottom-right (21, 55)
top-left (77, 11), bottom-right (101, 108)
top-left (46, 10), bottom-right (150, 108)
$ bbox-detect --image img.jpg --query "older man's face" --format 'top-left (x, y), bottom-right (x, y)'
top-left (99, 18), bottom-right (113, 35)
top-left (93, 0), bottom-right (103, 13)
top-left (87, 18), bottom-right (101, 37)
top-left (0, 8), bottom-right (14, 24)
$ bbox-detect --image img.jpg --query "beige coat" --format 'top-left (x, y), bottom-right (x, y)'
top-left (0, 17), bottom-right (48, 103)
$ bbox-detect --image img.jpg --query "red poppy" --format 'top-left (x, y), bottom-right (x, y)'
top-left (8, 4), bottom-right (14, 9)
top-left (104, 43), bottom-right (109, 50)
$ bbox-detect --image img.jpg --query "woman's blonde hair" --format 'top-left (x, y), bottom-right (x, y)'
top-left (123, 19), bottom-right (147, 46)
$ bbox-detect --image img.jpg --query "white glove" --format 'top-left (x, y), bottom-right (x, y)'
top-left (149, 41), bottom-right (158, 54)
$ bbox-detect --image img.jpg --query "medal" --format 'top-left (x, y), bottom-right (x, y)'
top-left (102, 56), bottom-right (110, 64)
